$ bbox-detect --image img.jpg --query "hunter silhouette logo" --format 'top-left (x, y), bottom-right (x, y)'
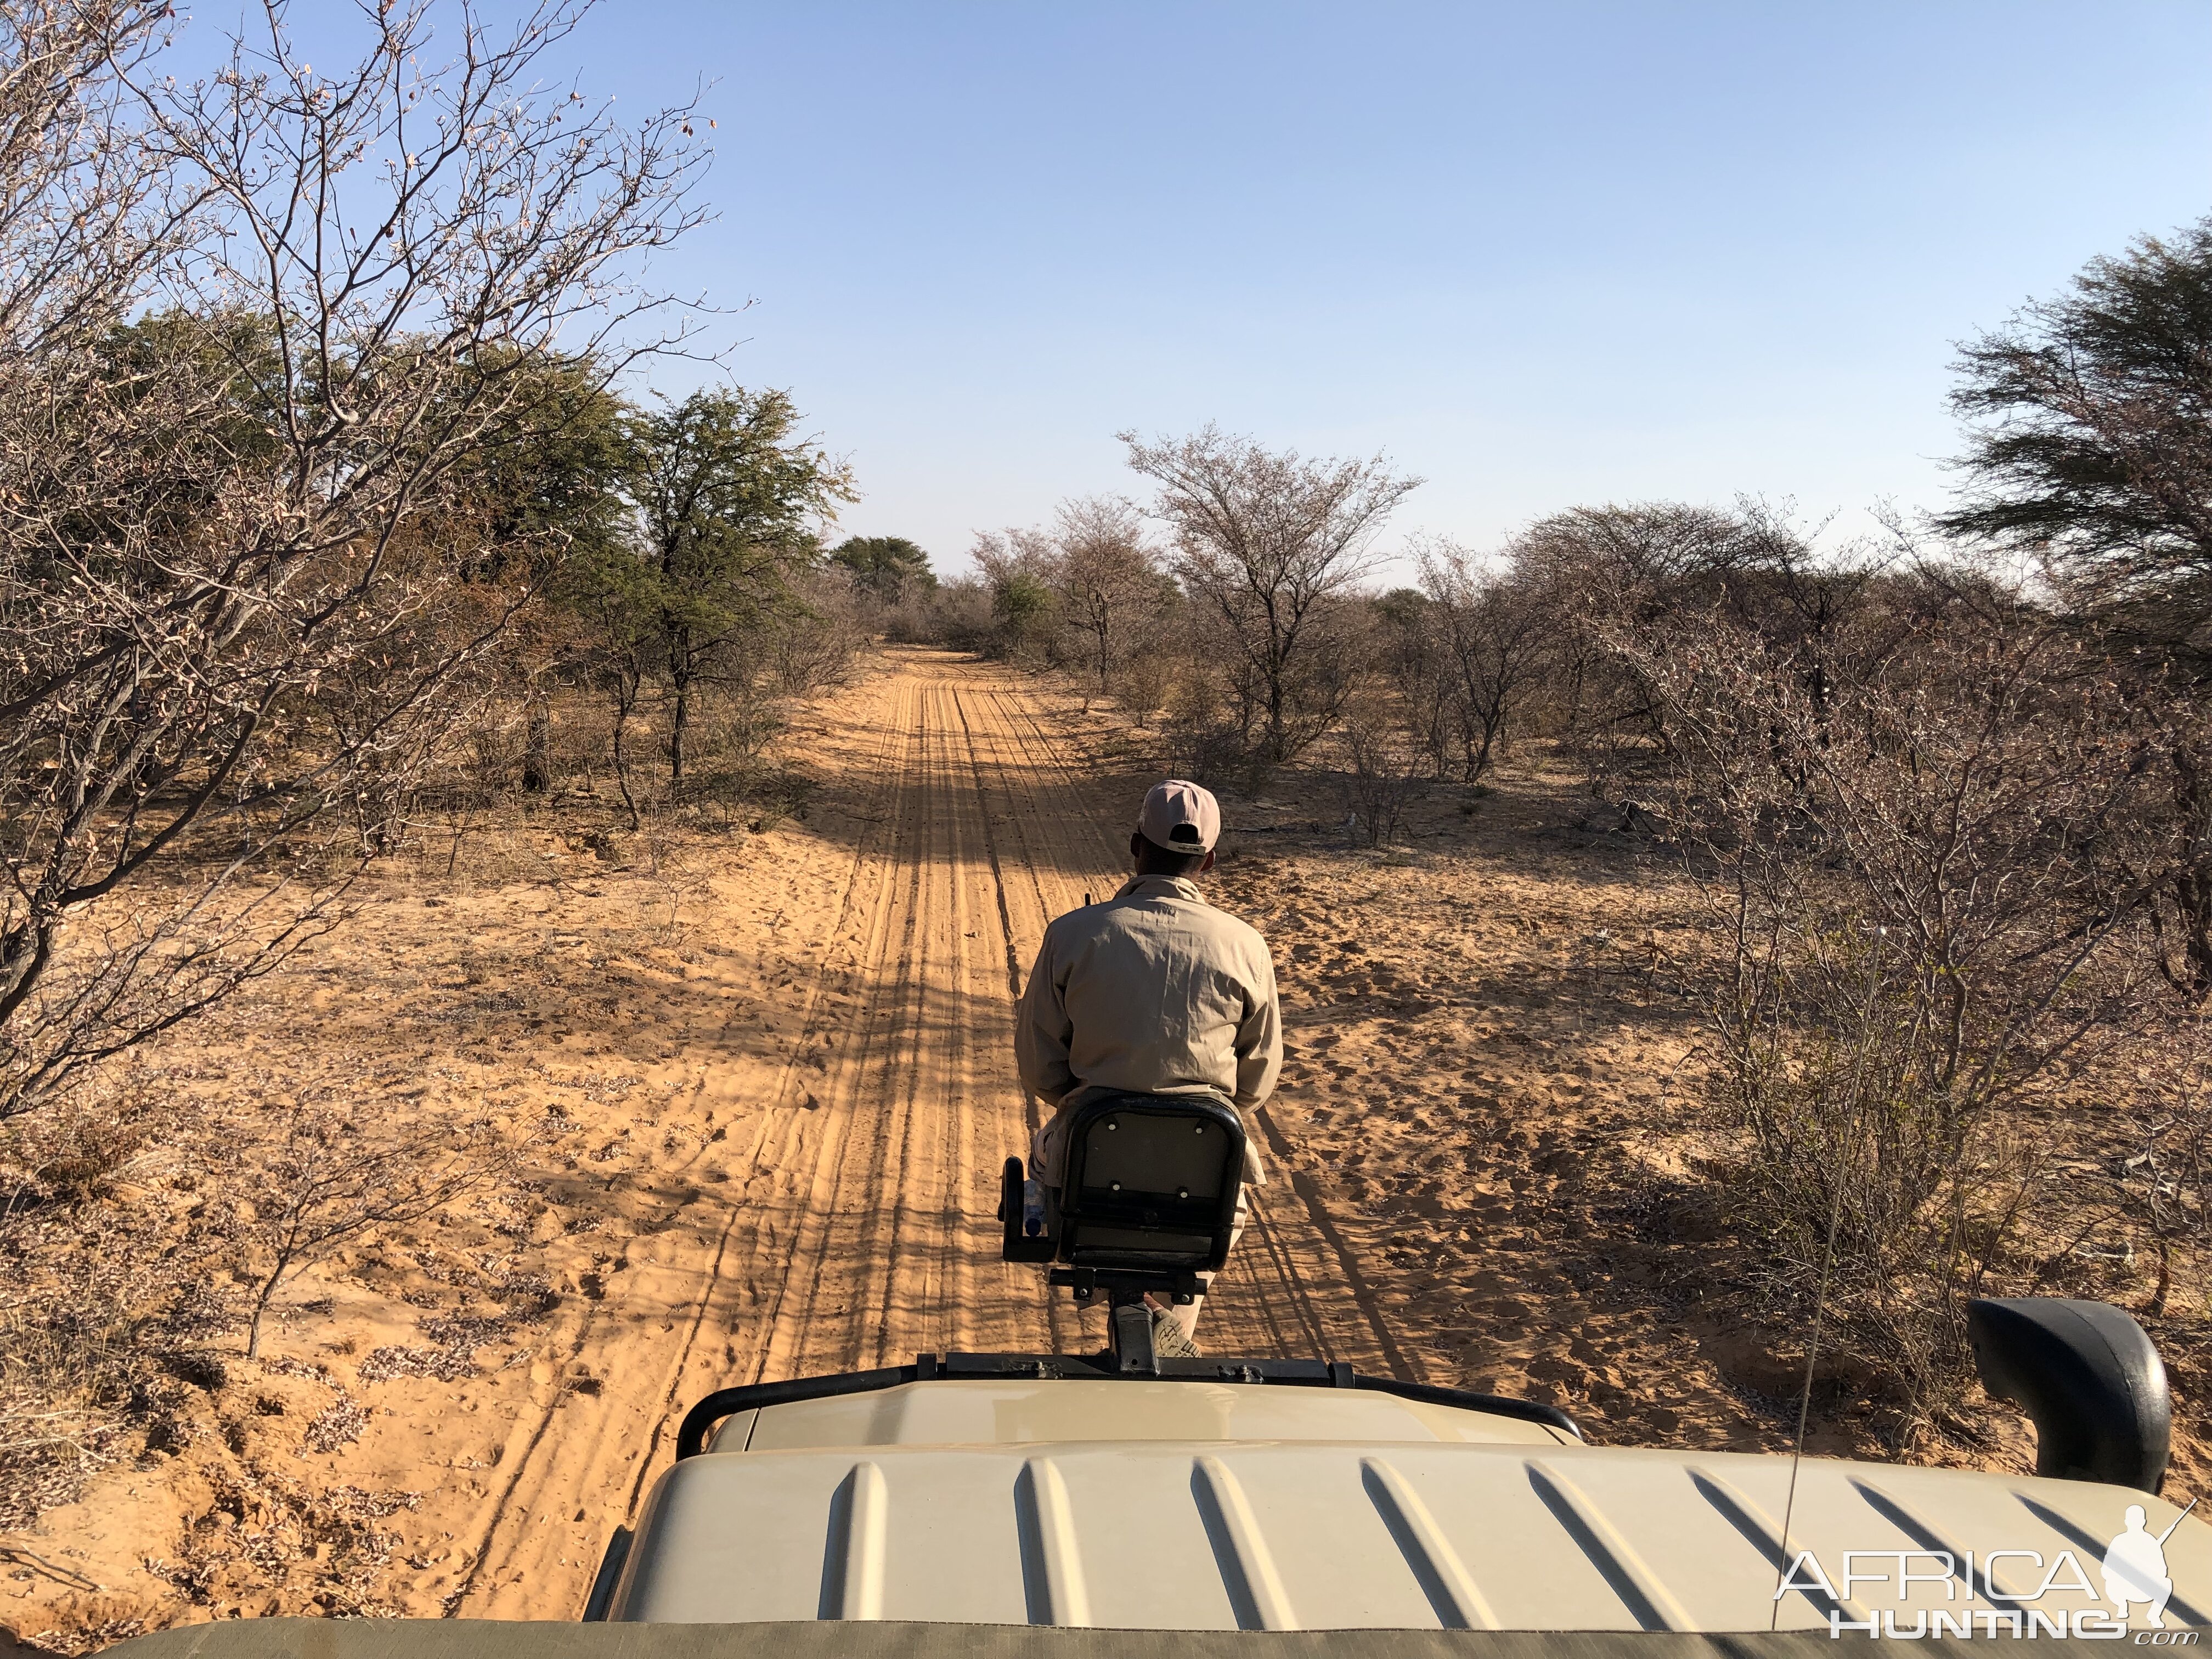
top-left (2103, 1501), bottom-right (2194, 1629)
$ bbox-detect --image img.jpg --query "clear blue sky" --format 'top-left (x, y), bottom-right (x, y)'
top-left (336, 4), bottom-right (2212, 578)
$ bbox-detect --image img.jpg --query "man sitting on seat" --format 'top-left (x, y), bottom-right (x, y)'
top-left (1015, 779), bottom-right (1283, 1355)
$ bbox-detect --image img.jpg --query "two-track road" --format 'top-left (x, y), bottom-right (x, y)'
top-left (450, 650), bottom-right (1404, 1616)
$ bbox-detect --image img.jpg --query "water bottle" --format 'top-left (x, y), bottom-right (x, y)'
top-left (1023, 1177), bottom-right (1046, 1238)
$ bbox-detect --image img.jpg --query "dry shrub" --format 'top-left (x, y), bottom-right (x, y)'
top-left (878, 586), bottom-right (951, 645)
top-left (1159, 661), bottom-right (1267, 791)
top-left (2111, 1022), bottom-right (2212, 1317)
top-left (1338, 701), bottom-right (1424, 848)
top-left (0, 1057), bottom-right (516, 1528)
top-left (1412, 540), bottom-right (1554, 783)
top-left (768, 572), bottom-right (871, 698)
top-left (229, 1095), bottom-right (507, 1359)
top-left (1, 1097), bottom-right (235, 1526)
top-left (1109, 647), bottom-right (1175, 726)
top-left (908, 578), bottom-right (994, 653)
top-left (677, 682), bottom-right (786, 784)
top-left (1617, 580), bottom-right (2174, 1444)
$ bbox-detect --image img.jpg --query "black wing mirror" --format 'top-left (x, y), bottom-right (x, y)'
top-left (1967, 1297), bottom-right (2170, 1494)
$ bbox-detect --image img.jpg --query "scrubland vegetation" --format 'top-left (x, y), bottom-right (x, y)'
top-left (891, 224), bottom-right (2212, 1448)
top-left (6, 0), bottom-right (2212, 1621)
top-left (0, 0), bottom-right (874, 1536)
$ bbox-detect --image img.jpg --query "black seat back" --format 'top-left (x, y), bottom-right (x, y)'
top-left (1053, 1091), bottom-right (1244, 1276)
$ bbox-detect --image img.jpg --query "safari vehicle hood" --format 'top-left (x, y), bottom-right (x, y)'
top-left (605, 1379), bottom-right (2211, 1634)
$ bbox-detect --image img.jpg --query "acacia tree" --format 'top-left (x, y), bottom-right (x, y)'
top-left (561, 529), bottom-right (662, 827)
top-left (1051, 495), bottom-right (1164, 694)
top-left (1121, 425), bottom-right (1419, 764)
top-left (452, 355), bottom-right (636, 793)
top-left (1939, 214), bottom-right (2212, 652)
top-left (1939, 218), bottom-right (2212, 998)
top-left (828, 535), bottom-right (934, 605)
top-left (0, 0), bottom-right (707, 1118)
top-left (620, 387), bottom-right (854, 783)
top-left (1414, 539), bottom-right (1549, 783)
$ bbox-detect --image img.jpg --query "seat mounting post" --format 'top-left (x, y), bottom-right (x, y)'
top-left (1110, 1294), bottom-right (1159, 1376)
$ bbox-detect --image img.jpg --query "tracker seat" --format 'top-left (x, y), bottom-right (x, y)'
top-left (1000, 1091), bottom-right (1245, 1288)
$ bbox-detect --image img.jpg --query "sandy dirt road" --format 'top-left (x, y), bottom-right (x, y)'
top-left (448, 650), bottom-right (1404, 1618)
top-left (21, 646), bottom-right (2212, 1648)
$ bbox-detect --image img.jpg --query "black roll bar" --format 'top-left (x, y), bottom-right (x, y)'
top-left (674, 1362), bottom-right (918, 1459)
top-left (672, 1351), bottom-right (1581, 1459)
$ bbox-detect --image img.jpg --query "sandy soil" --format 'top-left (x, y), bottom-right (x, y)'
top-left (4, 646), bottom-right (2203, 1649)
top-left (2, 651), bottom-right (1401, 1645)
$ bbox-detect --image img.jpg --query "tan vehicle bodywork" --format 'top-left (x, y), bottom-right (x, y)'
top-left (608, 1380), bottom-right (2212, 1633)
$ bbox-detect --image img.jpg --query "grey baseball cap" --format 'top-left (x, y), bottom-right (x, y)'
top-left (1138, 778), bottom-right (1221, 854)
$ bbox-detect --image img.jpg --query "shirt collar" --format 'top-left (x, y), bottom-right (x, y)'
top-left (1115, 874), bottom-right (1206, 905)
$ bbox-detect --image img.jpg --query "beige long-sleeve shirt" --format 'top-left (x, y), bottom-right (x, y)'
top-left (1015, 874), bottom-right (1281, 1186)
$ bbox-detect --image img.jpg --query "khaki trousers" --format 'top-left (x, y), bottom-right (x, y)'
top-left (1158, 1200), bottom-right (1246, 1341)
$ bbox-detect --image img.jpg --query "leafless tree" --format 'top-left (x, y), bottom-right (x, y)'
top-left (1051, 495), bottom-right (1164, 695)
top-left (0, 1), bottom-right (708, 1117)
top-left (1121, 425), bottom-right (1419, 765)
top-left (1414, 537), bottom-right (1550, 783)
top-left (968, 527), bottom-right (1058, 583)
top-left (0, 2), bottom-right (179, 346)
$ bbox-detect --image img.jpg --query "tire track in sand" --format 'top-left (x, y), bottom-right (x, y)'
top-left (450, 672), bottom-right (922, 1615)
top-left (457, 651), bottom-right (1398, 1617)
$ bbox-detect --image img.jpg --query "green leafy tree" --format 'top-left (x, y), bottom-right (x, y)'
top-left (829, 535), bottom-right (935, 603)
top-left (970, 527), bottom-right (1059, 661)
top-left (456, 356), bottom-right (635, 584)
top-left (993, 571), bottom-right (1056, 637)
top-left (623, 388), bottom-right (855, 782)
top-left (453, 354), bottom-right (635, 790)
top-left (1939, 215), bottom-right (2212, 653)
